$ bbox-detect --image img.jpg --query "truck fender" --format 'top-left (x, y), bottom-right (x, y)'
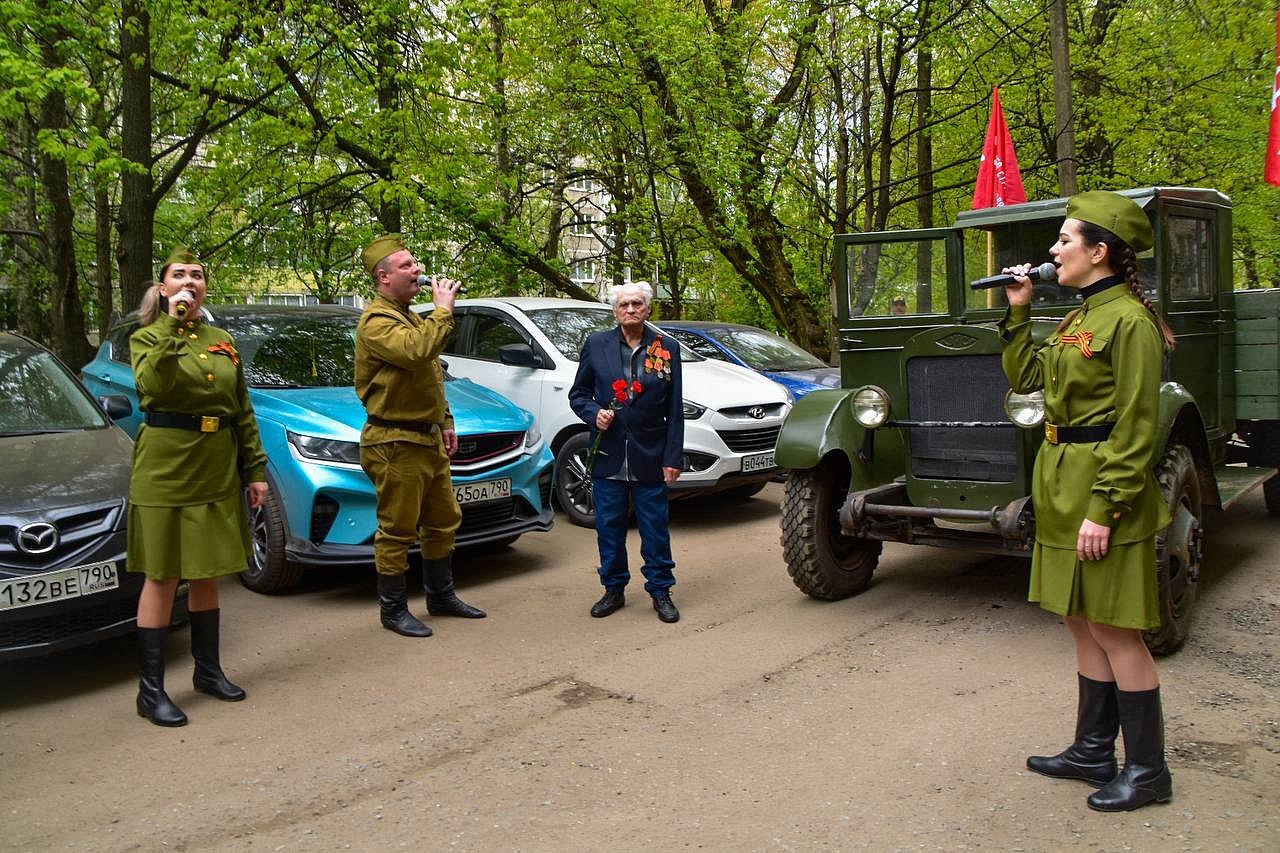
top-left (776, 389), bottom-right (875, 487)
top-left (1156, 381), bottom-right (1219, 506)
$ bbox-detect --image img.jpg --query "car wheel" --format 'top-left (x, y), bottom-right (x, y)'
top-left (780, 457), bottom-right (881, 599)
top-left (1143, 443), bottom-right (1203, 656)
top-left (554, 432), bottom-right (596, 528)
top-left (240, 488), bottom-right (305, 594)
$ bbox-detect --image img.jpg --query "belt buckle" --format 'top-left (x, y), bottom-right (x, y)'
top-left (200, 416), bottom-right (220, 433)
top-left (1044, 422), bottom-right (1059, 445)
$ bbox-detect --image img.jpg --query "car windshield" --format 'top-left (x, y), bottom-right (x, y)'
top-left (710, 328), bottom-right (828, 371)
top-left (524, 306), bottom-right (703, 362)
top-left (219, 312), bottom-right (359, 388)
top-left (0, 341), bottom-right (108, 434)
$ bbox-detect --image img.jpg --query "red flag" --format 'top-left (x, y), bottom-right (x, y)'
top-left (1267, 12), bottom-right (1280, 187)
top-left (973, 87), bottom-right (1027, 208)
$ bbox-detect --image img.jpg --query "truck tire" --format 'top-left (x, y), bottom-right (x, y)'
top-left (240, 488), bottom-right (305, 594)
top-left (553, 432), bottom-right (596, 528)
top-left (1143, 444), bottom-right (1203, 656)
top-left (780, 461), bottom-right (881, 600)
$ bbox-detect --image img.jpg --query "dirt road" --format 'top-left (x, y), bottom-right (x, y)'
top-left (3, 484), bottom-right (1277, 851)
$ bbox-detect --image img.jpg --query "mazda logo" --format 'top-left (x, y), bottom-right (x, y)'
top-left (16, 521), bottom-right (59, 555)
top-left (747, 406), bottom-right (765, 420)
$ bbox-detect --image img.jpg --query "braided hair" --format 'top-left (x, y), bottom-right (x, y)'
top-left (1078, 222), bottom-right (1176, 351)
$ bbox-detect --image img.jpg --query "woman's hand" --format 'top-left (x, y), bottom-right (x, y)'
top-left (246, 481), bottom-right (269, 509)
top-left (1077, 518), bottom-right (1111, 561)
top-left (1001, 263), bottom-right (1034, 307)
top-left (168, 289), bottom-right (196, 318)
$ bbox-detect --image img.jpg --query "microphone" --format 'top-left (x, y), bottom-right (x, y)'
top-left (417, 274), bottom-right (466, 294)
top-left (175, 301), bottom-right (188, 317)
top-left (970, 262), bottom-right (1058, 291)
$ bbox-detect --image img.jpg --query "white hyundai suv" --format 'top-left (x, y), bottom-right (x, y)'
top-left (415, 298), bottom-right (791, 526)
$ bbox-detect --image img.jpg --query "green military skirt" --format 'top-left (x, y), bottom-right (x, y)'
top-left (127, 494), bottom-right (253, 581)
top-left (1029, 538), bottom-right (1160, 630)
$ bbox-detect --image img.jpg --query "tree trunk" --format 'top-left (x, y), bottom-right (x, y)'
top-left (1049, 0), bottom-right (1078, 195)
top-left (914, 39), bottom-right (934, 314)
top-left (118, 0), bottom-right (154, 310)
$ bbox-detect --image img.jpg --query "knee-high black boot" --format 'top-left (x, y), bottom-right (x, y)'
top-left (136, 627), bottom-right (188, 727)
top-left (1087, 686), bottom-right (1173, 811)
top-left (190, 609), bottom-right (246, 701)
top-left (379, 573), bottom-right (432, 637)
top-left (1027, 674), bottom-right (1119, 786)
top-left (424, 555), bottom-right (486, 618)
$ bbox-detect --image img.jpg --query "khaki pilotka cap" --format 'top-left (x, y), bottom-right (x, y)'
top-left (1065, 191), bottom-right (1154, 253)
top-left (162, 245), bottom-right (200, 268)
top-left (361, 234), bottom-right (408, 275)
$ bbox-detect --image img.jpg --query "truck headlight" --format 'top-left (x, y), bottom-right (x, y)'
top-left (1004, 389), bottom-right (1046, 428)
top-left (288, 431), bottom-right (362, 465)
top-left (850, 385), bottom-right (890, 429)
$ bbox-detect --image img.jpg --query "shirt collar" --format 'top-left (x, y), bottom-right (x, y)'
top-left (1079, 275), bottom-right (1127, 302)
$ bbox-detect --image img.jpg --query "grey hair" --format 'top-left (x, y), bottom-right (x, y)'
top-left (609, 282), bottom-right (653, 308)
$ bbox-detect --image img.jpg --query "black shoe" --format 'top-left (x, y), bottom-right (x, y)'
top-left (190, 609), bottom-right (246, 701)
top-left (590, 589), bottom-right (626, 618)
top-left (1027, 674), bottom-right (1118, 787)
top-left (1087, 687), bottom-right (1173, 811)
top-left (424, 556), bottom-right (487, 618)
top-left (136, 627), bottom-right (188, 727)
top-left (378, 574), bottom-right (432, 637)
top-left (652, 592), bottom-right (679, 623)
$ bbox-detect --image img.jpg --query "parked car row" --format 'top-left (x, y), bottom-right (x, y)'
top-left (3, 299), bottom-right (825, 660)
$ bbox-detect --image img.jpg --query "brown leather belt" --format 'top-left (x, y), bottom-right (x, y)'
top-left (365, 414), bottom-right (440, 434)
top-left (1045, 422), bottom-right (1115, 445)
top-left (145, 412), bottom-right (232, 433)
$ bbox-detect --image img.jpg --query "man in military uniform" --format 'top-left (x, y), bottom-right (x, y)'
top-left (355, 235), bottom-right (485, 637)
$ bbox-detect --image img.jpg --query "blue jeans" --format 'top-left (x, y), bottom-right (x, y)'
top-left (593, 478), bottom-right (675, 595)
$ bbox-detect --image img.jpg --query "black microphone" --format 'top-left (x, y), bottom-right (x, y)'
top-left (417, 274), bottom-right (466, 294)
top-left (970, 262), bottom-right (1058, 291)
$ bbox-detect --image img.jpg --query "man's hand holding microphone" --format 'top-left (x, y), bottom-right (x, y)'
top-left (418, 274), bottom-right (466, 313)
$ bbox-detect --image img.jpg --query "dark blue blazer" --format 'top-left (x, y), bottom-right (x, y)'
top-left (569, 325), bottom-right (684, 482)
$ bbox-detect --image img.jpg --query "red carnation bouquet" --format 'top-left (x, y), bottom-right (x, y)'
top-left (586, 378), bottom-right (643, 474)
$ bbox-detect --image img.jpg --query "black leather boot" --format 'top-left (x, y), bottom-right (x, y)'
top-left (1027, 674), bottom-right (1118, 786)
top-left (378, 573), bottom-right (432, 637)
top-left (424, 556), bottom-right (486, 618)
top-left (590, 588), bottom-right (625, 617)
top-left (136, 627), bottom-right (188, 727)
top-left (190, 609), bottom-right (246, 701)
top-left (1087, 687), bottom-right (1173, 811)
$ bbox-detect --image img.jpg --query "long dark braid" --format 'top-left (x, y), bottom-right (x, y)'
top-left (1079, 222), bottom-right (1176, 350)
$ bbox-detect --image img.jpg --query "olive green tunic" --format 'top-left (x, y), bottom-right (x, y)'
top-left (127, 314), bottom-right (268, 580)
top-left (355, 295), bottom-right (461, 572)
top-left (1000, 286), bottom-right (1171, 629)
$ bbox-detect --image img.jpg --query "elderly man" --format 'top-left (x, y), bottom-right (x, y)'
top-left (569, 283), bottom-right (684, 623)
top-left (354, 234), bottom-right (485, 637)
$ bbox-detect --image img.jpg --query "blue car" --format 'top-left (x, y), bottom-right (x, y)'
top-left (82, 304), bottom-right (554, 593)
top-left (658, 321), bottom-right (840, 401)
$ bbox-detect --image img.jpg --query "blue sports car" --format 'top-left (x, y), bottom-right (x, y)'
top-left (658, 321), bottom-right (840, 401)
top-left (82, 304), bottom-right (554, 593)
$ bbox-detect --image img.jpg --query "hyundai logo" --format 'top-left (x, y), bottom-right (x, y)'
top-left (747, 406), bottom-right (765, 420)
top-left (16, 521), bottom-right (59, 555)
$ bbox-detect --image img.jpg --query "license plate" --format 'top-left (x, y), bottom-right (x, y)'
top-left (741, 450), bottom-right (776, 473)
top-left (455, 478), bottom-right (512, 505)
top-left (0, 561), bottom-right (120, 611)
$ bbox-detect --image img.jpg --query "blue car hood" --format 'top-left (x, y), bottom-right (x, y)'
top-left (249, 379), bottom-right (532, 438)
top-left (766, 366), bottom-right (842, 390)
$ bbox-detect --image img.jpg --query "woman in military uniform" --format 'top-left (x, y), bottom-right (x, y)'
top-left (129, 247), bottom-right (269, 727)
top-left (1000, 191), bottom-right (1176, 811)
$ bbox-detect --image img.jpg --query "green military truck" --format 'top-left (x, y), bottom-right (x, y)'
top-left (776, 187), bottom-right (1278, 654)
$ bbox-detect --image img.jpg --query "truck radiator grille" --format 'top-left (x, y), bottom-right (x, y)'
top-left (906, 355), bottom-right (1017, 482)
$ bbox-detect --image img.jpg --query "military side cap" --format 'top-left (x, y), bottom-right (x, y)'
top-left (163, 245), bottom-right (200, 267)
top-left (1066, 191), bottom-right (1153, 253)
top-left (361, 234), bottom-right (407, 275)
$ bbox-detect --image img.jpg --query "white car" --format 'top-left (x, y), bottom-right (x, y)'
top-left (414, 298), bottom-right (791, 526)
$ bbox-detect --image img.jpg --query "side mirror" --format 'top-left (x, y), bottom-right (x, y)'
top-left (498, 343), bottom-right (542, 368)
top-left (101, 395), bottom-right (133, 421)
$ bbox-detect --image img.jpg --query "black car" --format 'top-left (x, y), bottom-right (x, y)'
top-left (0, 332), bottom-right (184, 660)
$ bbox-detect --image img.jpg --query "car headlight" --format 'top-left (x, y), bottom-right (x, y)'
top-left (850, 385), bottom-right (891, 429)
top-left (287, 431), bottom-right (362, 465)
top-left (524, 423), bottom-right (542, 448)
top-left (1004, 389), bottom-right (1046, 428)
top-left (682, 400), bottom-right (706, 420)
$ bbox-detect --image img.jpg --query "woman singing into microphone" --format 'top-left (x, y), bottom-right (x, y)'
top-left (128, 246), bottom-right (269, 727)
